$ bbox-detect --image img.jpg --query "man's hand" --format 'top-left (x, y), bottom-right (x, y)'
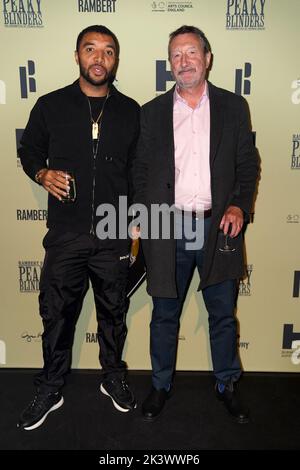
top-left (219, 205), bottom-right (244, 237)
top-left (38, 169), bottom-right (70, 201)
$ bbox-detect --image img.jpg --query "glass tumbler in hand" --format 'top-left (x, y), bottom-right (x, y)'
top-left (60, 170), bottom-right (76, 203)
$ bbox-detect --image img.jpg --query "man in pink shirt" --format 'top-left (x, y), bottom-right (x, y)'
top-left (133, 26), bottom-right (258, 423)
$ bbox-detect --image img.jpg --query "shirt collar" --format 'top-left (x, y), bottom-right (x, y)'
top-left (173, 80), bottom-right (209, 108)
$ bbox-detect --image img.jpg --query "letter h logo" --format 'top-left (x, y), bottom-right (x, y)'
top-left (282, 324), bottom-right (300, 349)
top-left (293, 271), bottom-right (300, 297)
top-left (156, 60), bottom-right (174, 92)
top-left (19, 60), bottom-right (36, 99)
top-left (235, 62), bottom-right (252, 95)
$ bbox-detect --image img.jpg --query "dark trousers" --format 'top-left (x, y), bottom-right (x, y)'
top-left (34, 230), bottom-right (130, 392)
top-left (151, 215), bottom-right (241, 391)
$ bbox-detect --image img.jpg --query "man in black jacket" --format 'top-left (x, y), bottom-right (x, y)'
top-left (133, 26), bottom-right (258, 423)
top-left (18, 25), bottom-right (140, 431)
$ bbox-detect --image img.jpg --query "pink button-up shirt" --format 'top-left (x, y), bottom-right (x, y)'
top-left (173, 81), bottom-right (211, 211)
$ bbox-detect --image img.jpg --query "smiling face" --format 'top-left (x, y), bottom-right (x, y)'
top-left (169, 32), bottom-right (211, 91)
top-left (75, 31), bottom-right (118, 95)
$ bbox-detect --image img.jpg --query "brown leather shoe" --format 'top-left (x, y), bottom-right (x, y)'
top-left (216, 383), bottom-right (249, 424)
top-left (142, 387), bottom-right (170, 421)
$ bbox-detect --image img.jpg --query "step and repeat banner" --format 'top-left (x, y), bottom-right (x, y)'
top-left (0, 0), bottom-right (299, 372)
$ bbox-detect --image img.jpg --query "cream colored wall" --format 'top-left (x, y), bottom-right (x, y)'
top-left (0, 0), bottom-right (299, 372)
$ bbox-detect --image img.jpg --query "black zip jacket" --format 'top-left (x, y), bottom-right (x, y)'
top-left (19, 80), bottom-right (140, 235)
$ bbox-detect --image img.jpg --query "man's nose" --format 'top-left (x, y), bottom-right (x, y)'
top-left (180, 53), bottom-right (188, 66)
top-left (94, 51), bottom-right (104, 63)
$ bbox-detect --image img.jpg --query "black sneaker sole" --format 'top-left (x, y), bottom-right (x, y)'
top-left (19, 396), bottom-right (64, 431)
top-left (100, 384), bottom-right (137, 413)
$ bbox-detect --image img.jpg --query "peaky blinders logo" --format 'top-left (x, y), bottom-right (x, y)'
top-left (18, 260), bottom-right (43, 293)
top-left (291, 134), bottom-right (300, 169)
top-left (3, 0), bottom-right (43, 28)
top-left (239, 264), bottom-right (253, 296)
top-left (237, 339), bottom-right (250, 350)
top-left (226, 0), bottom-right (266, 30)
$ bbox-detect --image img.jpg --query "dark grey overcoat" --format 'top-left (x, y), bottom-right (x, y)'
top-left (133, 82), bottom-right (258, 298)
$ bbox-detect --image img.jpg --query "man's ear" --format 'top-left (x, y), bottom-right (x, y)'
top-left (205, 52), bottom-right (212, 70)
top-left (74, 51), bottom-right (79, 65)
top-left (114, 57), bottom-right (120, 75)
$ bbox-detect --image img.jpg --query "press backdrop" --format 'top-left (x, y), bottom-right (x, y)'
top-left (0, 0), bottom-right (299, 372)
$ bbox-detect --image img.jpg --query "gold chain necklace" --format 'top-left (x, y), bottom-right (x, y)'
top-left (87, 91), bottom-right (110, 140)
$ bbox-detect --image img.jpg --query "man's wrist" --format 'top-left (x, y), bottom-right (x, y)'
top-left (35, 168), bottom-right (47, 184)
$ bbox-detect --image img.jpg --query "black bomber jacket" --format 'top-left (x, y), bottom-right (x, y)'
top-left (19, 80), bottom-right (140, 235)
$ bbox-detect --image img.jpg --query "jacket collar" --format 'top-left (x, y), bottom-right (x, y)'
top-left (208, 81), bottom-right (224, 166)
top-left (71, 79), bottom-right (119, 99)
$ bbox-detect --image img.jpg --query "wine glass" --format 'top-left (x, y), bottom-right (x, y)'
top-left (219, 224), bottom-right (236, 253)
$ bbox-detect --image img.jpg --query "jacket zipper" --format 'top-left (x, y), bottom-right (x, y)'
top-left (89, 154), bottom-right (97, 236)
top-left (89, 95), bottom-right (110, 236)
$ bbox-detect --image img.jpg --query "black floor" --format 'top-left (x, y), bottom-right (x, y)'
top-left (0, 370), bottom-right (299, 450)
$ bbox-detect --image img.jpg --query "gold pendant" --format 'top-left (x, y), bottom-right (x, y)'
top-left (92, 122), bottom-right (98, 140)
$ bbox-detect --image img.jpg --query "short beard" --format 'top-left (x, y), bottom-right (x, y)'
top-left (79, 63), bottom-right (115, 87)
top-left (176, 79), bottom-right (196, 89)
top-left (175, 74), bottom-right (202, 90)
